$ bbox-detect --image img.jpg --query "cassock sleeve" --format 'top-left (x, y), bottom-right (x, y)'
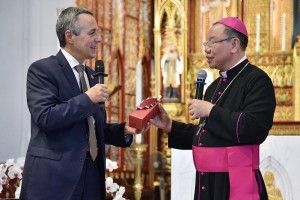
top-left (168, 120), bottom-right (198, 150)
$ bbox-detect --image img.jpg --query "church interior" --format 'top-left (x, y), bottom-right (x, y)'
top-left (1, 0), bottom-right (300, 199)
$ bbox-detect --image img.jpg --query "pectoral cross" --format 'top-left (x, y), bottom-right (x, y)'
top-left (196, 119), bottom-right (206, 136)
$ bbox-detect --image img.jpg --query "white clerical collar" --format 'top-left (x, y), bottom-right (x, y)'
top-left (220, 55), bottom-right (247, 78)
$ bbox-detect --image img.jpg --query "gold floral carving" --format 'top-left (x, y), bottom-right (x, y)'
top-left (161, 102), bottom-right (186, 122)
top-left (111, 4), bottom-right (123, 55)
top-left (294, 36), bottom-right (300, 120)
top-left (125, 0), bottom-right (139, 18)
top-left (103, 1), bottom-right (112, 29)
top-left (124, 11), bottom-right (139, 120)
top-left (270, 122), bottom-right (300, 136)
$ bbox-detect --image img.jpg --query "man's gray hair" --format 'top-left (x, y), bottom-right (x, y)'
top-left (56, 7), bottom-right (93, 47)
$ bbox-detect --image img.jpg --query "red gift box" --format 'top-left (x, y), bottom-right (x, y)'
top-left (129, 98), bottom-right (160, 130)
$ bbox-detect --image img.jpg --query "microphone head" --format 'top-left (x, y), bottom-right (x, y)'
top-left (197, 70), bottom-right (207, 82)
top-left (93, 60), bottom-right (108, 78)
top-left (95, 60), bottom-right (104, 73)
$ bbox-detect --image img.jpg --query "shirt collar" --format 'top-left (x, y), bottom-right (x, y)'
top-left (61, 48), bottom-right (85, 69)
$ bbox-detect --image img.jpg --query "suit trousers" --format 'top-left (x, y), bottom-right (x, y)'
top-left (70, 153), bottom-right (102, 200)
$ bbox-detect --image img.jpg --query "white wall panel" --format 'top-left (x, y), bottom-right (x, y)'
top-left (0, 0), bottom-right (75, 161)
top-left (171, 136), bottom-right (300, 200)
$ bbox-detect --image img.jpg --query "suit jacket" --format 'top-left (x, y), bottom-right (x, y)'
top-left (20, 50), bottom-right (133, 200)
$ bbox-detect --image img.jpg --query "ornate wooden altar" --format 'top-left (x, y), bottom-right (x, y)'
top-left (151, 0), bottom-right (300, 199)
top-left (75, 0), bottom-right (300, 199)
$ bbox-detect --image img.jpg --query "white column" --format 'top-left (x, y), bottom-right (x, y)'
top-left (171, 149), bottom-right (195, 200)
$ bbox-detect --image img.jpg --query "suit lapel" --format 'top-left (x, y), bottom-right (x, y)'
top-left (56, 50), bottom-right (82, 96)
top-left (85, 67), bottom-right (97, 87)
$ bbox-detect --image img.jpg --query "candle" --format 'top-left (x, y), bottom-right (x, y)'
top-left (282, 13), bottom-right (286, 52)
top-left (256, 15), bottom-right (260, 53)
top-left (135, 61), bottom-right (143, 144)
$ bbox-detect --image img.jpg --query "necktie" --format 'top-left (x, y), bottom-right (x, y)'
top-left (75, 65), bottom-right (98, 161)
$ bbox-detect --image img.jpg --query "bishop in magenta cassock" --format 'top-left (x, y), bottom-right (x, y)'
top-left (150, 17), bottom-right (276, 200)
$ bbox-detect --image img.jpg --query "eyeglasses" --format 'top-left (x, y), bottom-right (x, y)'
top-left (203, 37), bottom-right (236, 49)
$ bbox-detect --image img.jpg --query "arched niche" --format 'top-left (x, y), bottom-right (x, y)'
top-left (154, 0), bottom-right (187, 103)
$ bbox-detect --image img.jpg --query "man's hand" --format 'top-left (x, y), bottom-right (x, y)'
top-left (149, 103), bottom-right (172, 132)
top-left (85, 84), bottom-right (109, 104)
top-left (188, 99), bottom-right (214, 120)
top-left (124, 122), bottom-right (151, 135)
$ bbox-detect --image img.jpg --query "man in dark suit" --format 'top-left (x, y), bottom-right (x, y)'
top-left (20, 7), bottom-right (144, 200)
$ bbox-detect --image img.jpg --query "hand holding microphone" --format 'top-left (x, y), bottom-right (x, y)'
top-left (85, 84), bottom-right (109, 104)
top-left (188, 70), bottom-right (213, 120)
top-left (188, 99), bottom-right (214, 120)
top-left (195, 70), bottom-right (207, 100)
top-left (90, 60), bottom-right (108, 109)
top-left (93, 60), bottom-right (108, 85)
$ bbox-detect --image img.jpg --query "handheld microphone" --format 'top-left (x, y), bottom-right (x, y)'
top-left (93, 60), bottom-right (108, 84)
top-left (93, 60), bottom-right (108, 109)
top-left (195, 70), bottom-right (207, 100)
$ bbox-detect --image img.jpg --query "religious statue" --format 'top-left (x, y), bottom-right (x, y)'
top-left (201, 0), bottom-right (230, 25)
top-left (161, 43), bottom-right (183, 102)
top-left (263, 171), bottom-right (283, 200)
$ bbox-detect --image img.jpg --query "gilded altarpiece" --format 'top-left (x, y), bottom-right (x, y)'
top-left (151, 0), bottom-right (188, 198)
top-left (187, 1), bottom-right (300, 128)
top-left (152, 0), bottom-right (300, 199)
top-left (78, 0), bottom-right (300, 199)
top-left (76, 1), bottom-right (153, 193)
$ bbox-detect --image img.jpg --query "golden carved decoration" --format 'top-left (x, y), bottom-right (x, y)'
top-left (125, 18), bottom-right (138, 70)
top-left (131, 144), bottom-right (148, 200)
top-left (138, 2), bottom-right (147, 60)
top-left (270, 122), bottom-right (300, 136)
top-left (125, 0), bottom-right (139, 18)
top-left (153, 0), bottom-right (187, 102)
top-left (111, 3), bottom-right (123, 55)
top-left (294, 36), bottom-right (300, 120)
top-left (263, 171), bottom-right (283, 200)
top-left (243, 0), bottom-right (269, 53)
top-left (123, 7), bottom-right (139, 120)
top-left (107, 58), bottom-right (121, 122)
top-left (295, 36), bottom-right (300, 54)
top-left (104, 2), bottom-right (112, 28)
top-left (123, 141), bottom-right (137, 171)
top-left (161, 102), bottom-right (186, 122)
top-left (182, 0), bottom-right (300, 133)
top-left (151, 0), bottom-right (188, 189)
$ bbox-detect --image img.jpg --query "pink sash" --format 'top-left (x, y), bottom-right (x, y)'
top-left (192, 145), bottom-right (260, 200)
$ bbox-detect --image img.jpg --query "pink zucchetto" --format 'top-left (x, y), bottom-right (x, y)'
top-left (218, 17), bottom-right (248, 37)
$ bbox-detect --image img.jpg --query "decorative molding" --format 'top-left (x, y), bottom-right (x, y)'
top-left (270, 121), bottom-right (300, 135)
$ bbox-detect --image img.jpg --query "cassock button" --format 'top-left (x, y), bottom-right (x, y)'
top-left (201, 186), bottom-right (206, 190)
top-left (201, 172), bottom-right (204, 176)
top-left (199, 143), bottom-right (203, 146)
top-left (222, 78), bottom-right (227, 82)
top-left (201, 129), bottom-right (205, 133)
top-left (217, 91), bottom-right (222, 95)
